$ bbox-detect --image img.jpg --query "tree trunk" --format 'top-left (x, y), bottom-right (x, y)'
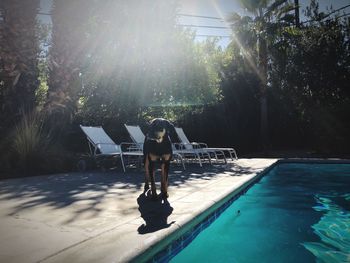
top-left (294, 0), bottom-right (300, 28)
top-left (258, 34), bottom-right (269, 151)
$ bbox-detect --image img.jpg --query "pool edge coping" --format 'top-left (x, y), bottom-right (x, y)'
top-left (129, 158), bottom-right (350, 262)
top-left (129, 159), bottom-right (279, 263)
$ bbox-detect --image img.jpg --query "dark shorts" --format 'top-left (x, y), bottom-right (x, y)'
top-left (143, 137), bottom-right (173, 157)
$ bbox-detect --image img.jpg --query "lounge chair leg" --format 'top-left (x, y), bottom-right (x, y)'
top-left (120, 154), bottom-right (126, 172)
top-left (223, 154), bottom-right (227, 164)
top-left (178, 154), bottom-right (186, 170)
top-left (196, 153), bottom-right (203, 167)
top-left (229, 151), bottom-right (234, 160)
top-left (207, 153), bottom-right (212, 165)
top-left (219, 150), bottom-right (227, 164)
top-left (230, 150), bottom-right (238, 160)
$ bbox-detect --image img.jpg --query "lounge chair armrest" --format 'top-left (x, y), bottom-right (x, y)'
top-left (173, 142), bottom-right (186, 150)
top-left (196, 142), bottom-right (208, 148)
top-left (175, 142), bottom-right (196, 150)
top-left (190, 142), bottom-right (208, 149)
top-left (120, 142), bottom-right (142, 152)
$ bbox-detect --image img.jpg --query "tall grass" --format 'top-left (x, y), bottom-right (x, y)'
top-left (0, 111), bottom-right (72, 177)
top-left (12, 112), bottom-right (49, 172)
top-left (13, 114), bottom-right (46, 163)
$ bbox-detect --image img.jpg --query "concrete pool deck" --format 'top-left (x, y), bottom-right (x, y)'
top-left (0, 158), bottom-right (277, 263)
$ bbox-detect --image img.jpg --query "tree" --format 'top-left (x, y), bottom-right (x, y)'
top-left (227, 0), bottom-right (295, 150)
top-left (45, 0), bottom-right (94, 128)
top-left (0, 0), bottom-right (40, 133)
top-left (76, 1), bottom-right (222, 131)
top-left (269, 2), bottom-right (350, 152)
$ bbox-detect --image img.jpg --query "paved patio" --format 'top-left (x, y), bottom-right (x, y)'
top-left (0, 158), bottom-right (277, 263)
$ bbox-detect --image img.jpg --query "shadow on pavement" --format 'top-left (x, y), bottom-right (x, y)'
top-left (0, 162), bottom-right (260, 224)
top-left (137, 193), bottom-right (175, 234)
top-left (0, 171), bottom-right (144, 222)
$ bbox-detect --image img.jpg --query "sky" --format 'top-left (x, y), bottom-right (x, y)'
top-left (38, 0), bottom-right (350, 48)
top-left (177, 0), bottom-right (350, 47)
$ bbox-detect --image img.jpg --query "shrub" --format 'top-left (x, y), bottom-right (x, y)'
top-left (0, 112), bottom-right (75, 178)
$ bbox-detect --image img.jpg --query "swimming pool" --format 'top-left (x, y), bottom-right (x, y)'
top-left (163, 163), bottom-right (350, 263)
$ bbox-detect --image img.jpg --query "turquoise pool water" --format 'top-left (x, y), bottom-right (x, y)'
top-left (170, 163), bottom-right (350, 263)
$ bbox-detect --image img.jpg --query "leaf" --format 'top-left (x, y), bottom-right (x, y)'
top-left (276, 4), bottom-right (296, 20)
top-left (279, 14), bottom-right (296, 24)
top-left (265, 0), bottom-right (289, 17)
top-left (12, 72), bottom-right (21, 87)
top-left (226, 12), bottom-right (242, 25)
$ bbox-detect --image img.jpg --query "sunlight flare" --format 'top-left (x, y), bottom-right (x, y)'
top-left (210, 0), bottom-right (264, 82)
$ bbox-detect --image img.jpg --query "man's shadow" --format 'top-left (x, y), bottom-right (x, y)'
top-left (137, 192), bottom-right (175, 234)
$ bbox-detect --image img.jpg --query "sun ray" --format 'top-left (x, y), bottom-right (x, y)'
top-left (210, 0), bottom-right (264, 82)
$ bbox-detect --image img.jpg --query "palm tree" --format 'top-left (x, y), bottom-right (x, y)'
top-left (0, 0), bottom-right (40, 131)
top-left (228, 0), bottom-right (295, 150)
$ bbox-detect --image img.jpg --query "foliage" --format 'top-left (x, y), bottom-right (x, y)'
top-left (76, 1), bottom-right (222, 131)
top-left (182, 1), bottom-right (350, 155)
top-left (227, 0), bottom-right (296, 149)
top-left (0, 0), bottom-right (40, 135)
top-left (0, 111), bottom-right (74, 177)
top-left (44, 0), bottom-right (96, 127)
top-left (268, 3), bottom-right (350, 153)
top-left (36, 22), bottom-right (51, 109)
top-left (1, 0), bottom-right (350, 177)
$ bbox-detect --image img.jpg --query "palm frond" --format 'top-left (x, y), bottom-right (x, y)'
top-left (237, 0), bottom-right (259, 15)
top-left (279, 13), bottom-right (296, 24)
top-left (265, 0), bottom-right (289, 17)
top-left (242, 16), bottom-right (254, 24)
top-left (227, 12), bottom-right (253, 28)
top-left (226, 12), bottom-right (242, 24)
top-left (276, 3), bottom-right (296, 19)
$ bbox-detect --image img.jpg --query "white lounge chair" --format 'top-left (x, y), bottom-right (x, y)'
top-left (124, 124), bottom-right (189, 169)
top-left (175, 127), bottom-right (238, 161)
top-left (124, 124), bottom-right (146, 151)
top-left (80, 125), bottom-right (143, 172)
